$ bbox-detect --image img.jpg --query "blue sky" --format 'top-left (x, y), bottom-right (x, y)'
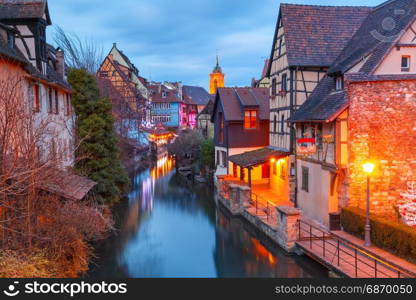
top-left (47, 0), bottom-right (383, 90)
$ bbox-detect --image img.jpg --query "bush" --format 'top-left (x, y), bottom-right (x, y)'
top-left (341, 207), bottom-right (416, 262)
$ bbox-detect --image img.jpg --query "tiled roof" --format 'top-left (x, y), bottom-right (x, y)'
top-left (277, 4), bottom-right (371, 67)
top-left (0, 0), bottom-right (51, 24)
top-left (199, 99), bottom-right (214, 116)
top-left (212, 87), bottom-right (269, 122)
top-left (148, 84), bottom-right (182, 103)
top-left (182, 85), bottom-right (210, 106)
top-left (261, 59), bottom-right (270, 79)
top-left (0, 26), bottom-right (27, 64)
top-left (290, 76), bottom-right (348, 122)
top-left (346, 73), bottom-right (416, 83)
top-left (328, 0), bottom-right (416, 75)
top-left (229, 146), bottom-right (289, 168)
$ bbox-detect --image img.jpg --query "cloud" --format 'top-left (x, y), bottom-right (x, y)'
top-left (47, 0), bottom-right (385, 90)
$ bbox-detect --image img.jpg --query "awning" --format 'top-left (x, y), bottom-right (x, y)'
top-left (40, 169), bottom-right (97, 201)
top-left (229, 147), bottom-right (290, 168)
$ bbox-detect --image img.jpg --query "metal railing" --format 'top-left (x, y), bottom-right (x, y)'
top-left (298, 220), bottom-right (413, 278)
top-left (249, 192), bottom-right (276, 222)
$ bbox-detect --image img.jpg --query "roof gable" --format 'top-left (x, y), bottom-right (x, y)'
top-left (271, 4), bottom-right (371, 69)
top-left (212, 87), bottom-right (269, 122)
top-left (329, 0), bottom-right (416, 75)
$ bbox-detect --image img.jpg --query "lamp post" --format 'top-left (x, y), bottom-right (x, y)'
top-left (362, 162), bottom-right (375, 247)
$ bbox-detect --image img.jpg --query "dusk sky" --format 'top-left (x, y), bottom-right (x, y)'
top-left (48, 0), bottom-right (383, 90)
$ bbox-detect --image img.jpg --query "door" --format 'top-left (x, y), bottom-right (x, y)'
top-left (262, 163), bottom-right (270, 179)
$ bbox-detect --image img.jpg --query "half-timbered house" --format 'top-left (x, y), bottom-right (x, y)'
top-left (291, 0), bottom-right (416, 227)
top-left (0, 0), bottom-right (95, 200)
top-left (211, 87), bottom-right (270, 178)
top-left (97, 43), bottom-right (150, 139)
top-left (266, 4), bottom-right (371, 204)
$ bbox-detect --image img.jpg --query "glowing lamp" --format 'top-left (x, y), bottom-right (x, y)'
top-left (362, 162), bottom-right (375, 174)
top-left (270, 158), bottom-right (276, 163)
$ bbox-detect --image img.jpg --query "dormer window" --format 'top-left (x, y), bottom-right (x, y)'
top-left (335, 77), bottom-right (344, 90)
top-left (162, 91), bottom-right (167, 98)
top-left (401, 55), bottom-right (410, 72)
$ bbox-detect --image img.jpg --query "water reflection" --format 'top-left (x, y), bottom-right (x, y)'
top-left (88, 156), bottom-right (328, 278)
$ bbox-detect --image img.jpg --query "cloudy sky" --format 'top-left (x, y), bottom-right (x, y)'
top-left (47, 0), bottom-right (383, 90)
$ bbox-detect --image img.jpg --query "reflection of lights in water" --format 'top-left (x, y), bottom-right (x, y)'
top-left (251, 238), bottom-right (277, 265)
top-left (142, 155), bottom-right (174, 212)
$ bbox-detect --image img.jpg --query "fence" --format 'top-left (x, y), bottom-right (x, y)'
top-left (298, 220), bottom-right (413, 278)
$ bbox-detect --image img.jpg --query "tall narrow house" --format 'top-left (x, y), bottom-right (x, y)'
top-left (267, 4), bottom-right (371, 203)
top-left (291, 0), bottom-right (416, 227)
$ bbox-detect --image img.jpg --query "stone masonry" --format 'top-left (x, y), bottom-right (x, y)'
top-left (347, 79), bottom-right (416, 218)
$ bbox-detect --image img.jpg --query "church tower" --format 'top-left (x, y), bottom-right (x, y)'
top-left (209, 55), bottom-right (225, 95)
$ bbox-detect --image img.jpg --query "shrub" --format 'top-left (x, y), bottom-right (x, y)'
top-left (341, 207), bottom-right (416, 262)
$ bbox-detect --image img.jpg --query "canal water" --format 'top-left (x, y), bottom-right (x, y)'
top-left (88, 156), bottom-right (329, 278)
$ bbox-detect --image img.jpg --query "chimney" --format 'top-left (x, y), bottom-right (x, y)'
top-left (56, 49), bottom-right (65, 79)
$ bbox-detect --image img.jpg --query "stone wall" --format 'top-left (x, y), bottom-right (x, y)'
top-left (347, 79), bottom-right (416, 218)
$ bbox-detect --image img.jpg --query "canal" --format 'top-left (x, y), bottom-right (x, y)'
top-left (88, 156), bottom-right (329, 278)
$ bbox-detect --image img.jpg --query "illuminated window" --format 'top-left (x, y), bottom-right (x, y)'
top-left (402, 55), bottom-right (410, 71)
top-left (244, 110), bottom-right (257, 129)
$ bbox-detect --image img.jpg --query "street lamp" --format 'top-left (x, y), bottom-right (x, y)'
top-left (362, 162), bottom-right (375, 247)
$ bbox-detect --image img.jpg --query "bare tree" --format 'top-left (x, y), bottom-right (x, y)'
top-left (53, 26), bottom-right (104, 74)
top-left (0, 58), bottom-right (112, 277)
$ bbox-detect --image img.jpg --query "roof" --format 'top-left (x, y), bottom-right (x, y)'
top-left (270, 4), bottom-right (371, 68)
top-left (260, 59), bottom-right (270, 79)
top-left (182, 85), bottom-right (210, 106)
top-left (0, 26), bottom-right (28, 64)
top-left (148, 83), bottom-right (182, 103)
top-left (109, 43), bottom-right (139, 76)
top-left (40, 169), bottom-right (97, 201)
top-left (212, 87), bottom-right (269, 122)
top-left (199, 99), bottom-right (214, 116)
top-left (0, 0), bottom-right (51, 25)
top-left (229, 146), bottom-right (290, 168)
top-left (328, 0), bottom-right (416, 75)
top-left (290, 76), bottom-right (348, 123)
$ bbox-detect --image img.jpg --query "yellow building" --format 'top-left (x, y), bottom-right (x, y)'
top-left (209, 56), bottom-right (225, 95)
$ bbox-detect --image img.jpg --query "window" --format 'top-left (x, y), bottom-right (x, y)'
top-left (301, 166), bottom-right (309, 192)
top-left (48, 88), bottom-right (53, 113)
top-left (65, 94), bottom-right (71, 116)
top-left (271, 78), bottom-right (277, 96)
top-left (281, 73), bottom-right (287, 91)
top-left (54, 90), bottom-right (59, 114)
top-left (162, 91), bottom-right (167, 98)
top-left (335, 77), bottom-right (343, 90)
top-left (281, 114), bottom-right (285, 133)
top-left (401, 55), bottom-right (410, 71)
top-left (273, 114), bottom-right (277, 133)
top-left (99, 71), bottom-right (109, 77)
top-left (244, 110), bottom-right (257, 129)
top-left (30, 84), bottom-right (40, 112)
top-left (278, 38), bottom-right (283, 56)
top-left (221, 151), bottom-right (227, 167)
top-left (219, 112), bottom-right (224, 143)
